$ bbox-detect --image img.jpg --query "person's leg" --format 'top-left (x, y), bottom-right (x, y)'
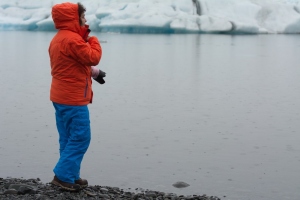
top-left (53, 103), bottom-right (91, 183)
top-left (53, 103), bottom-right (69, 155)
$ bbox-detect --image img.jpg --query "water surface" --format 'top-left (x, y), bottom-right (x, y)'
top-left (0, 31), bottom-right (300, 200)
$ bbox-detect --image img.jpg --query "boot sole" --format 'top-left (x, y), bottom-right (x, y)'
top-left (51, 180), bottom-right (80, 191)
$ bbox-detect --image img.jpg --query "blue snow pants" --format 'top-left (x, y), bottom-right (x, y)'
top-left (52, 102), bottom-right (91, 183)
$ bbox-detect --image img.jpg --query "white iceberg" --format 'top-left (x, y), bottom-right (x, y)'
top-left (1, 0), bottom-right (300, 34)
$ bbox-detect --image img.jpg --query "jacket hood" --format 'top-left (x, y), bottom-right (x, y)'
top-left (52, 2), bottom-right (81, 33)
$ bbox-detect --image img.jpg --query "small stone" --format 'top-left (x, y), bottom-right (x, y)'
top-left (4, 189), bottom-right (18, 194)
top-left (100, 187), bottom-right (109, 192)
top-left (172, 181), bottom-right (190, 188)
top-left (99, 193), bottom-right (110, 198)
top-left (83, 188), bottom-right (97, 196)
top-left (145, 191), bottom-right (157, 197)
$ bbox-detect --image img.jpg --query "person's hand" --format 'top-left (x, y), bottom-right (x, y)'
top-left (93, 69), bottom-right (106, 84)
top-left (82, 28), bottom-right (91, 42)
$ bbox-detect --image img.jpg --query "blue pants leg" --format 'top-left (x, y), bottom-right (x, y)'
top-left (52, 102), bottom-right (91, 183)
top-left (54, 107), bottom-right (69, 156)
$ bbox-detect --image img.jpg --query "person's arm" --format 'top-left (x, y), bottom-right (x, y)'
top-left (68, 35), bottom-right (102, 66)
top-left (91, 66), bottom-right (99, 78)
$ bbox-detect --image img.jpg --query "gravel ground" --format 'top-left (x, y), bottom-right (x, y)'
top-left (0, 177), bottom-right (221, 200)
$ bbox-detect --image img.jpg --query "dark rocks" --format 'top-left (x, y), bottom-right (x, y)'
top-left (0, 177), bottom-right (221, 200)
top-left (3, 189), bottom-right (18, 195)
top-left (5, 183), bottom-right (37, 194)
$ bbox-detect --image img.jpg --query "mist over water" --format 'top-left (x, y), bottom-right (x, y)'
top-left (0, 31), bottom-right (300, 200)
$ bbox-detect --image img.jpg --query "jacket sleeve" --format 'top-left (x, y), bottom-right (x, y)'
top-left (67, 36), bottom-right (102, 66)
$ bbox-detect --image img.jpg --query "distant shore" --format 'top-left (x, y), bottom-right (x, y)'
top-left (0, 177), bottom-right (221, 200)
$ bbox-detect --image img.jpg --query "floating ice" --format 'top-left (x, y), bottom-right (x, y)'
top-left (1, 0), bottom-right (300, 34)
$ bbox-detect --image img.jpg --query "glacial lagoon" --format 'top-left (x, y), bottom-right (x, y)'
top-left (0, 31), bottom-right (300, 200)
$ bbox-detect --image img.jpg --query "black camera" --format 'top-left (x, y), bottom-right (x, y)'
top-left (93, 70), bottom-right (106, 84)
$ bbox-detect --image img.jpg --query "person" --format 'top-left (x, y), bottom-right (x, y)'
top-left (48, 2), bottom-right (106, 191)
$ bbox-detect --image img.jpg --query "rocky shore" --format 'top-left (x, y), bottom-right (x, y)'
top-left (0, 177), bottom-right (221, 200)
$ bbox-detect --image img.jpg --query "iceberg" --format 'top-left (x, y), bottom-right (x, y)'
top-left (0, 0), bottom-right (300, 34)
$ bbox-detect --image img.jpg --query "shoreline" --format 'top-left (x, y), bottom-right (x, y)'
top-left (0, 177), bottom-right (221, 200)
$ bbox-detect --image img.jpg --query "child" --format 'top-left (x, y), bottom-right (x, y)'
top-left (49, 2), bottom-right (105, 191)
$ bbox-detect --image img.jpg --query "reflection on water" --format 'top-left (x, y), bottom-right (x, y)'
top-left (0, 31), bottom-right (300, 200)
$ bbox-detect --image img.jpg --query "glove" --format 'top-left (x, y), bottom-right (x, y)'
top-left (93, 70), bottom-right (106, 84)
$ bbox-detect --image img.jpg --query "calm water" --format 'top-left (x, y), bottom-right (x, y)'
top-left (0, 31), bottom-right (300, 200)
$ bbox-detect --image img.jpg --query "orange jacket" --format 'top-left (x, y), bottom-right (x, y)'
top-left (49, 2), bottom-right (102, 105)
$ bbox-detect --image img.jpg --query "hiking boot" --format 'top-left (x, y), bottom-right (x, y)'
top-left (51, 176), bottom-right (80, 191)
top-left (75, 178), bottom-right (88, 188)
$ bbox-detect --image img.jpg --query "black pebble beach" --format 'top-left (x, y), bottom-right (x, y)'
top-left (0, 177), bottom-right (221, 200)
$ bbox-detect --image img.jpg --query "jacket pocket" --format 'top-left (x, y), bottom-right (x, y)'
top-left (84, 78), bottom-right (88, 98)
